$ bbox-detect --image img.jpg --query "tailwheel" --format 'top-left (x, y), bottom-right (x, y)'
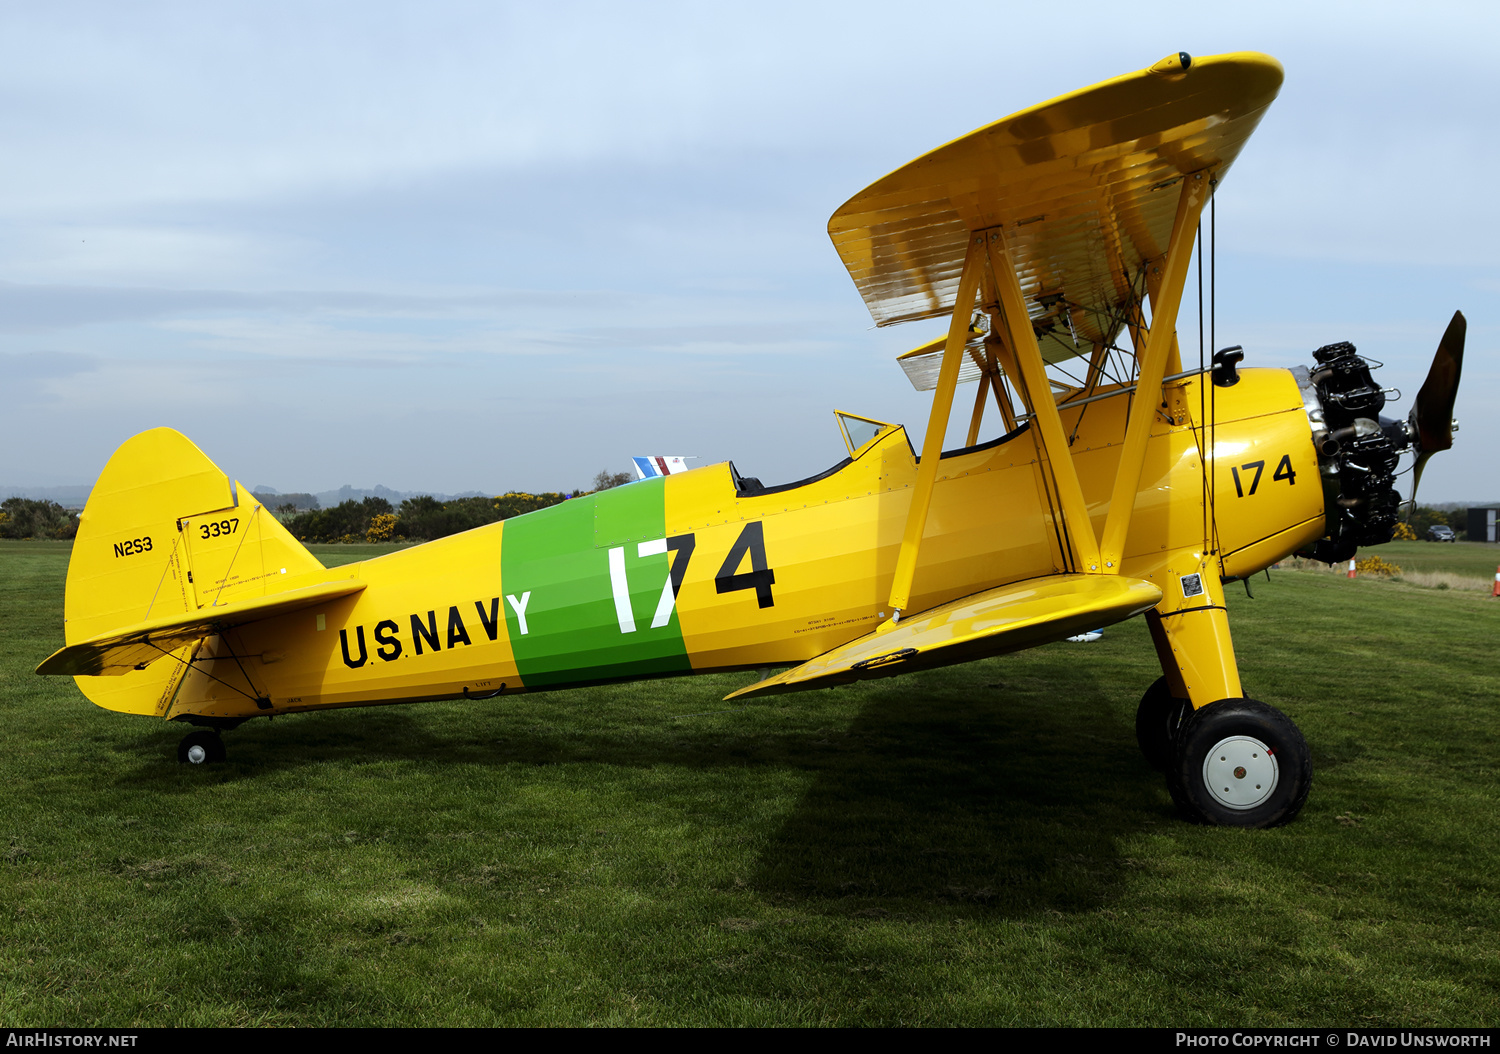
top-left (178, 729), bottom-right (226, 766)
top-left (1135, 676), bottom-right (1191, 771)
top-left (1168, 699), bottom-right (1311, 828)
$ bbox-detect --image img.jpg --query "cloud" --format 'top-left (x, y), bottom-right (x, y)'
top-left (0, 349), bottom-right (97, 380)
top-left (0, 349), bottom-right (101, 411)
top-left (2, 2), bottom-right (1498, 500)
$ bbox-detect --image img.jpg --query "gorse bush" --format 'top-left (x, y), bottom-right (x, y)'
top-left (365, 512), bottom-right (399, 543)
top-left (1355, 555), bottom-right (1402, 578)
top-left (284, 497), bottom-right (394, 543)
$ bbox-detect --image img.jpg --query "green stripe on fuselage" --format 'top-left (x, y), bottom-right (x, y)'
top-left (500, 478), bottom-right (690, 689)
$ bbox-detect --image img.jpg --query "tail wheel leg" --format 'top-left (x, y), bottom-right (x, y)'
top-left (178, 729), bottom-right (226, 765)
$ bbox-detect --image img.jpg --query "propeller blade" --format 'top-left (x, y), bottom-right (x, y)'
top-left (1405, 310), bottom-right (1466, 512)
top-left (1410, 310), bottom-right (1466, 455)
top-left (1409, 451), bottom-right (1434, 514)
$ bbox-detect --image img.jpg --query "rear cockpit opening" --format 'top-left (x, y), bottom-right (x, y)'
top-left (732, 410), bottom-right (906, 497)
top-left (730, 404), bottom-right (1041, 498)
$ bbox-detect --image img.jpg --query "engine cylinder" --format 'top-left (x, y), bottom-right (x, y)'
top-left (1296, 342), bottom-right (1409, 562)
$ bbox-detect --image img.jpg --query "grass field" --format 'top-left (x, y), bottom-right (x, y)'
top-left (2, 540), bottom-right (1497, 1026)
top-left (1357, 540), bottom-right (1500, 580)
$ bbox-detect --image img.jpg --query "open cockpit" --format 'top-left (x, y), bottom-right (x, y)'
top-left (728, 404), bottom-right (1036, 500)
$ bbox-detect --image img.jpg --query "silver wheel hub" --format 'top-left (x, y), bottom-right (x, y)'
top-left (1202, 735), bottom-right (1278, 810)
top-left (187, 744), bottom-right (207, 764)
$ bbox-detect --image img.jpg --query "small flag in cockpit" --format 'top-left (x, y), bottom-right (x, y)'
top-left (632, 456), bottom-right (694, 479)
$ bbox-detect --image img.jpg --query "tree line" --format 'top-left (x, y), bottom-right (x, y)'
top-left (1402, 506), bottom-right (1468, 540)
top-left (0, 469), bottom-right (632, 543)
top-left (276, 469), bottom-right (633, 543)
top-left (0, 492), bottom-right (1480, 544)
top-left (0, 491), bottom-right (580, 543)
top-left (0, 498), bottom-right (79, 540)
top-left (279, 492), bottom-right (573, 543)
top-left (0, 490), bottom-right (1485, 550)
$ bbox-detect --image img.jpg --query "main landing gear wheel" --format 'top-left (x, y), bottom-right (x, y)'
top-left (1135, 677), bottom-right (1191, 771)
top-left (1168, 699), bottom-right (1311, 828)
top-left (178, 730), bottom-right (226, 765)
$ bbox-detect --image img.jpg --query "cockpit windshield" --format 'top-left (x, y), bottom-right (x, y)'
top-left (835, 411), bottom-right (896, 456)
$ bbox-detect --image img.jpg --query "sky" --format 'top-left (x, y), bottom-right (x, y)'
top-left (1, 1), bottom-right (1496, 502)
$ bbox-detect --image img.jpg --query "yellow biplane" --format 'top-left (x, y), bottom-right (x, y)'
top-left (38, 51), bottom-right (1466, 828)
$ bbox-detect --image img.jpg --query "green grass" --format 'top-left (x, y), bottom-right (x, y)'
top-left (1358, 539), bottom-right (1500, 578)
top-left (2, 541), bottom-right (1497, 1025)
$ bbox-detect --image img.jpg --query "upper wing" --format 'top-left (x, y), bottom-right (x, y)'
top-left (828, 51), bottom-right (1283, 365)
top-left (726, 574), bottom-right (1162, 699)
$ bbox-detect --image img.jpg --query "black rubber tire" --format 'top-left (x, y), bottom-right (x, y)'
top-left (1135, 677), bottom-right (1191, 771)
top-left (1168, 699), bottom-right (1311, 828)
top-left (178, 730), bottom-right (226, 765)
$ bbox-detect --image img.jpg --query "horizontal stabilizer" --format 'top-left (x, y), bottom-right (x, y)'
top-left (37, 578), bottom-right (365, 677)
top-left (726, 575), bottom-right (1162, 700)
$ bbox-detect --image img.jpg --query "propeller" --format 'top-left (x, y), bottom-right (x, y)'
top-left (1406, 310), bottom-right (1467, 511)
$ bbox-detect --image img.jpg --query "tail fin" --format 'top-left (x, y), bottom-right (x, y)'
top-left (57, 427), bottom-right (325, 715)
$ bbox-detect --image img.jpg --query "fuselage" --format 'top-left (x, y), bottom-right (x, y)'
top-left (165, 367), bottom-right (1326, 723)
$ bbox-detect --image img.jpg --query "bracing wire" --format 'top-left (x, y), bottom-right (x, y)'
top-left (1209, 181), bottom-right (1219, 557)
top-left (146, 638), bottom-right (266, 706)
top-left (1044, 356), bottom-right (1090, 390)
top-left (1198, 216), bottom-right (1207, 553)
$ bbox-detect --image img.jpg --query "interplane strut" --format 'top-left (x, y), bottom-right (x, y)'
top-left (885, 173), bottom-right (1214, 617)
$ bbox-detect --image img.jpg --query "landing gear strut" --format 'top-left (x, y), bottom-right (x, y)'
top-left (178, 729), bottom-right (226, 765)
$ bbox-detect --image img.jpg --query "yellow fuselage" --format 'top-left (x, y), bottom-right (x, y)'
top-left (141, 367), bottom-right (1321, 724)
